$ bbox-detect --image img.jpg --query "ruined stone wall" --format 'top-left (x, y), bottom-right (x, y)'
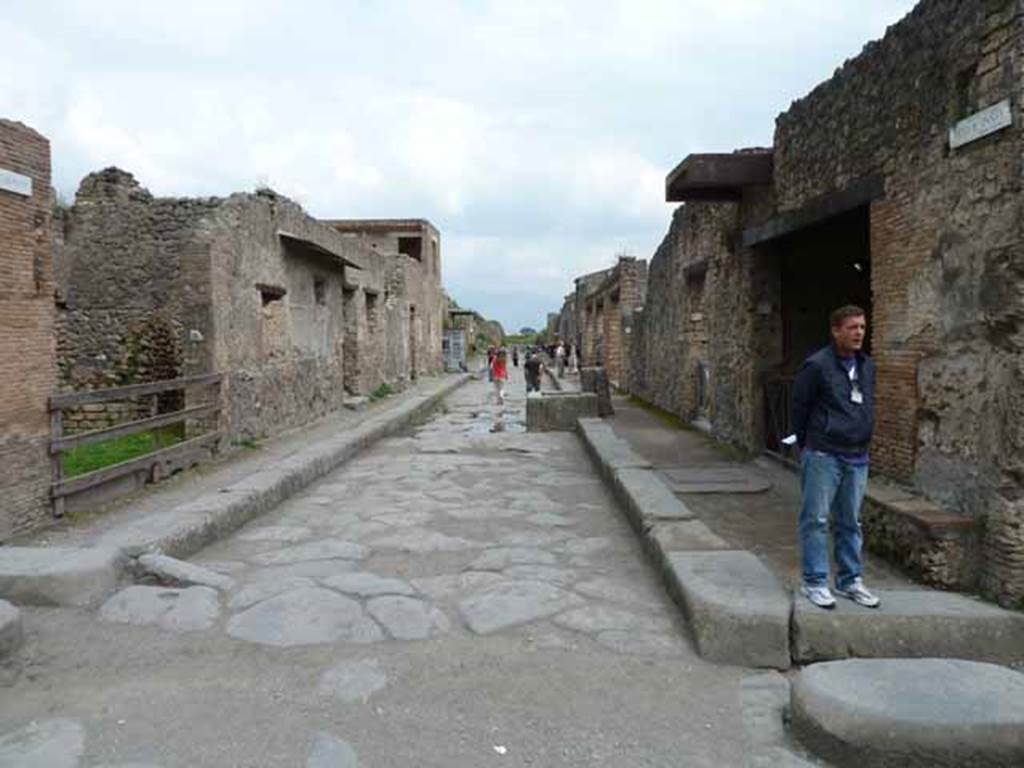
top-left (0, 120), bottom-right (55, 539)
top-left (773, 0), bottom-right (1024, 605)
top-left (206, 191), bottom-right (360, 441)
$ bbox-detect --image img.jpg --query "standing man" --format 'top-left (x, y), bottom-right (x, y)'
top-left (791, 305), bottom-right (881, 610)
top-left (524, 351), bottom-right (544, 394)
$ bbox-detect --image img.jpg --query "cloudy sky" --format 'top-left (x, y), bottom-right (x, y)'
top-left (2, 0), bottom-right (917, 332)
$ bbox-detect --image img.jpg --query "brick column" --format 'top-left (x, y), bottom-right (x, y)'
top-left (0, 120), bottom-right (55, 539)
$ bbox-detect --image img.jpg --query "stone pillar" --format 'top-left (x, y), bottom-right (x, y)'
top-left (580, 366), bottom-right (614, 417)
top-left (0, 120), bottom-right (55, 539)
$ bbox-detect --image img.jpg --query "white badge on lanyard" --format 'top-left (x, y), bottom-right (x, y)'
top-left (849, 364), bottom-right (863, 405)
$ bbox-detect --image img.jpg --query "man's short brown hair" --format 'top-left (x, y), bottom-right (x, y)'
top-left (830, 305), bottom-right (866, 328)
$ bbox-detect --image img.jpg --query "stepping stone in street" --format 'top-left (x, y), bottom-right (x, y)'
top-left (100, 586), bottom-right (220, 633)
top-left (469, 547), bottom-right (557, 571)
top-left (459, 580), bottom-right (584, 635)
top-left (366, 596), bottom-right (449, 640)
top-left (226, 587), bottom-right (382, 647)
top-left (306, 732), bottom-right (358, 768)
top-left (791, 658), bottom-right (1024, 767)
top-left (249, 540), bottom-right (369, 566)
top-left (318, 659), bottom-right (388, 703)
top-left (0, 718), bottom-right (85, 768)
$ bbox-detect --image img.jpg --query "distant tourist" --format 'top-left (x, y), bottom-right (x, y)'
top-left (567, 343), bottom-right (578, 374)
top-left (554, 342), bottom-right (566, 378)
top-left (491, 348), bottom-right (509, 405)
top-left (524, 351), bottom-right (544, 394)
top-left (486, 346), bottom-right (496, 382)
top-left (512, 346), bottom-right (520, 367)
top-left (790, 305), bottom-right (880, 611)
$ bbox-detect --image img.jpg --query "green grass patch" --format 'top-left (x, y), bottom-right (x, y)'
top-left (369, 382), bottom-right (395, 401)
top-left (63, 425), bottom-right (184, 478)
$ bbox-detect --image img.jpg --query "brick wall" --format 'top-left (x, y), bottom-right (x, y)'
top-left (0, 120), bottom-right (55, 539)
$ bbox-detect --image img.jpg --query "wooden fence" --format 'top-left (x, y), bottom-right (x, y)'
top-left (49, 373), bottom-right (222, 516)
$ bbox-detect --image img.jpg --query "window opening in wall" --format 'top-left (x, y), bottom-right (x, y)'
top-left (256, 283), bottom-right (287, 306)
top-left (398, 236), bottom-right (423, 262)
top-left (314, 277), bottom-right (326, 306)
top-left (431, 239), bottom-right (439, 273)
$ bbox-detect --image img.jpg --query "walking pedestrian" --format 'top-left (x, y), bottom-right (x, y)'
top-left (486, 346), bottom-right (496, 382)
top-left (491, 348), bottom-right (509, 405)
top-left (512, 346), bottom-right (520, 367)
top-left (524, 351), bottom-right (544, 394)
top-left (567, 343), bottom-right (578, 374)
top-left (790, 305), bottom-right (881, 610)
top-left (555, 341), bottom-right (566, 378)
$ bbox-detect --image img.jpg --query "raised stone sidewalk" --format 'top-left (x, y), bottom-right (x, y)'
top-left (0, 374), bottom-right (471, 608)
top-left (576, 416), bottom-right (1024, 670)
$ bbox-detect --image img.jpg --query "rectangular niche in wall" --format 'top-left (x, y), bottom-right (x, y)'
top-left (398, 236), bottom-right (423, 262)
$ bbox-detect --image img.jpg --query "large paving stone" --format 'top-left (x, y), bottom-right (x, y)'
top-left (226, 587), bottom-right (382, 647)
top-left (136, 554), bottom-right (235, 591)
top-left (793, 589), bottom-right (1024, 664)
top-left (410, 571), bottom-right (505, 599)
top-left (249, 540), bottom-right (369, 566)
top-left (553, 605), bottom-right (672, 635)
top-left (663, 551), bottom-right (791, 669)
top-left (227, 576), bottom-right (318, 611)
top-left (0, 718), bottom-right (85, 768)
top-left (318, 659), bottom-right (388, 702)
top-left (469, 547), bottom-right (556, 570)
top-left (323, 572), bottom-right (418, 597)
top-left (791, 658), bottom-right (1024, 767)
top-left (459, 580), bottom-right (583, 635)
top-left (100, 585), bottom-right (221, 633)
top-left (0, 546), bottom-right (123, 607)
top-left (594, 630), bottom-right (688, 657)
top-left (366, 596), bottom-right (449, 640)
top-left (0, 599), bottom-right (22, 659)
top-left (369, 528), bottom-right (477, 553)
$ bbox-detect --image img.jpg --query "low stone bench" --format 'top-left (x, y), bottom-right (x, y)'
top-left (861, 480), bottom-right (978, 591)
top-left (791, 658), bottom-right (1024, 767)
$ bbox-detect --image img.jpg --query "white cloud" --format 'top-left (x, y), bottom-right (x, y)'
top-left (0, 0), bottom-right (919, 329)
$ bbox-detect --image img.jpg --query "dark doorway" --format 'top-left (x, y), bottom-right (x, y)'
top-left (764, 205), bottom-right (872, 451)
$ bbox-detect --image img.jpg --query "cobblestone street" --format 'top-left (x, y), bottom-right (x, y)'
top-left (0, 374), bottom-right (762, 767)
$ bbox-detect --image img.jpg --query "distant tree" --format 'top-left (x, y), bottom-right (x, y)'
top-left (519, 326), bottom-right (537, 335)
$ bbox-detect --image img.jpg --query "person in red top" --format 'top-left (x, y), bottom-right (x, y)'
top-left (490, 348), bottom-right (509, 405)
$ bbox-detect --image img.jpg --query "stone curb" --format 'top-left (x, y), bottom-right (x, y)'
top-left (0, 599), bottom-right (23, 658)
top-left (0, 374), bottom-right (471, 607)
top-left (576, 417), bottom-right (792, 669)
top-left (577, 416), bottom-right (1024, 671)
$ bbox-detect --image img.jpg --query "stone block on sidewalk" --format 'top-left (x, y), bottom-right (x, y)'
top-left (526, 392), bottom-right (598, 431)
top-left (579, 367), bottom-right (614, 416)
top-left (663, 550), bottom-right (791, 669)
top-left (790, 658), bottom-right (1024, 767)
top-left (792, 589), bottom-right (1024, 664)
top-left (0, 547), bottom-right (124, 607)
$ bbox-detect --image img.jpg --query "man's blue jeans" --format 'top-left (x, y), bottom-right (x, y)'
top-left (799, 450), bottom-right (868, 590)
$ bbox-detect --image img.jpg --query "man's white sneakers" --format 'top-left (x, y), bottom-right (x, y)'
top-left (800, 584), bottom-right (836, 610)
top-left (835, 578), bottom-right (881, 608)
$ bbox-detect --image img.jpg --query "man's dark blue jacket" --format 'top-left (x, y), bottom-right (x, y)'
top-left (790, 344), bottom-right (875, 454)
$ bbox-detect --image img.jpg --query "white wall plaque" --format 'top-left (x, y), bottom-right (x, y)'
top-left (949, 99), bottom-right (1013, 150)
top-left (0, 168), bottom-right (33, 197)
